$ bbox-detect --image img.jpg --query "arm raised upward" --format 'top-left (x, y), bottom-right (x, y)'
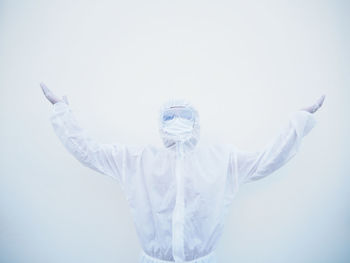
top-left (234, 95), bottom-right (325, 185)
top-left (41, 82), bottom-right (126, 184)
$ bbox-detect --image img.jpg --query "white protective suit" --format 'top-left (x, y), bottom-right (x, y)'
top-left (50, 98), bottom-right (317, 263)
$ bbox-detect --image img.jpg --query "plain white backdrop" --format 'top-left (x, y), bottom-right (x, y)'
top-left (0, 0), bottom-right (349, 262)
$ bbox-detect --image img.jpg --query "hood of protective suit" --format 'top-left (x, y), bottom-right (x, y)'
top-left (158, 98), bottom-right (200, 153)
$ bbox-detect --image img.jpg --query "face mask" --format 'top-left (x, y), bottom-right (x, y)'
top-left (162, 117), bottom-right (194, 139)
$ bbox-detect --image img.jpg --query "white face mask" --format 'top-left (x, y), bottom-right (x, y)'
top-left (162, 117), bottom-right (194, 140)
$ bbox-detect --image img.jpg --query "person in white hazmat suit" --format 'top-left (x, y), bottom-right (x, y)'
top-left (41, 83), bottom-right (325, 263)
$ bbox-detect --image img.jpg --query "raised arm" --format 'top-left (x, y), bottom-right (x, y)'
top-left (41, 83), bottom-right (126, 184)
top-left (234, 95), bottom-right (325, 185)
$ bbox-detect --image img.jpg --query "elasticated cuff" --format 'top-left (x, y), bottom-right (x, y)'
top-left (289, 110), bottom-right (317, 137)
top-left (52, 101), bottom-right (69, 113)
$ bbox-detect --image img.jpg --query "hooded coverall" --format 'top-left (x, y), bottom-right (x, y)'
top-left (50, 98), bottom-right (317, 263)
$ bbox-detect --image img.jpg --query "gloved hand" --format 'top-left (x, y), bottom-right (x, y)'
top-left (300, 94), bottom-right (326, 114)
top-left (40, 82), bottom-right (69, 105)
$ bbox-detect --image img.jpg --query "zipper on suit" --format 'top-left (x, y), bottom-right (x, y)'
top-left (172, 142), bottom-right (185, 262)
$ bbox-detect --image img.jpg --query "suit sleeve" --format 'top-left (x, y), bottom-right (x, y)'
top-left (50, 101), bottom-right (126, 184)
top-left (234, 110), bottom-right (317, 185)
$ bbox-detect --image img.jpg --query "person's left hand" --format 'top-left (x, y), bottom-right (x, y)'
top-left (300, 94), bottom-right (326, 114)
top-left (40, 82), bottom-right (69, 105)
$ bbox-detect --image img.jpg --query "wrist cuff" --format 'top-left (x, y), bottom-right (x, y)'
top-left (53, 101), bottom-right (69, 113)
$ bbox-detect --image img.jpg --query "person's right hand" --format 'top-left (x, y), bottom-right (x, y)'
top-left (40, 82), bottom-right (69, 105)
top-left (300, 94), bottom-right (325, 114)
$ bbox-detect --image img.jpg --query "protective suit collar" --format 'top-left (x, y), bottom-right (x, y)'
top-left (158, 98), bottom-right (200, 154)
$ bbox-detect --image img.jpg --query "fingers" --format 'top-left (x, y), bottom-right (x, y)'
top-left (317, 94), bottom-right (326, 108)
top-left (312, 94), bottom-right (326, 113)
top-left (40, 82), bottom-right (49, 95)
top-left (40, 82), bottom-right (52, 100)
top-left (300, 94), bottom-right (326, 114)
top-left (40, 82), bottom-right (62, 104)
top-left (309, 94), bottom-right (326, 113)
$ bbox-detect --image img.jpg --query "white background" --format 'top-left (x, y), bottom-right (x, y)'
top-left (0, 0), bottom-right (349, 262)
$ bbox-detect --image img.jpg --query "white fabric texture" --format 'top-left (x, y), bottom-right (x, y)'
top-left (139, 249), bottom-right (217, 263)
top-left (50, 99), bottom-right (317, 263)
